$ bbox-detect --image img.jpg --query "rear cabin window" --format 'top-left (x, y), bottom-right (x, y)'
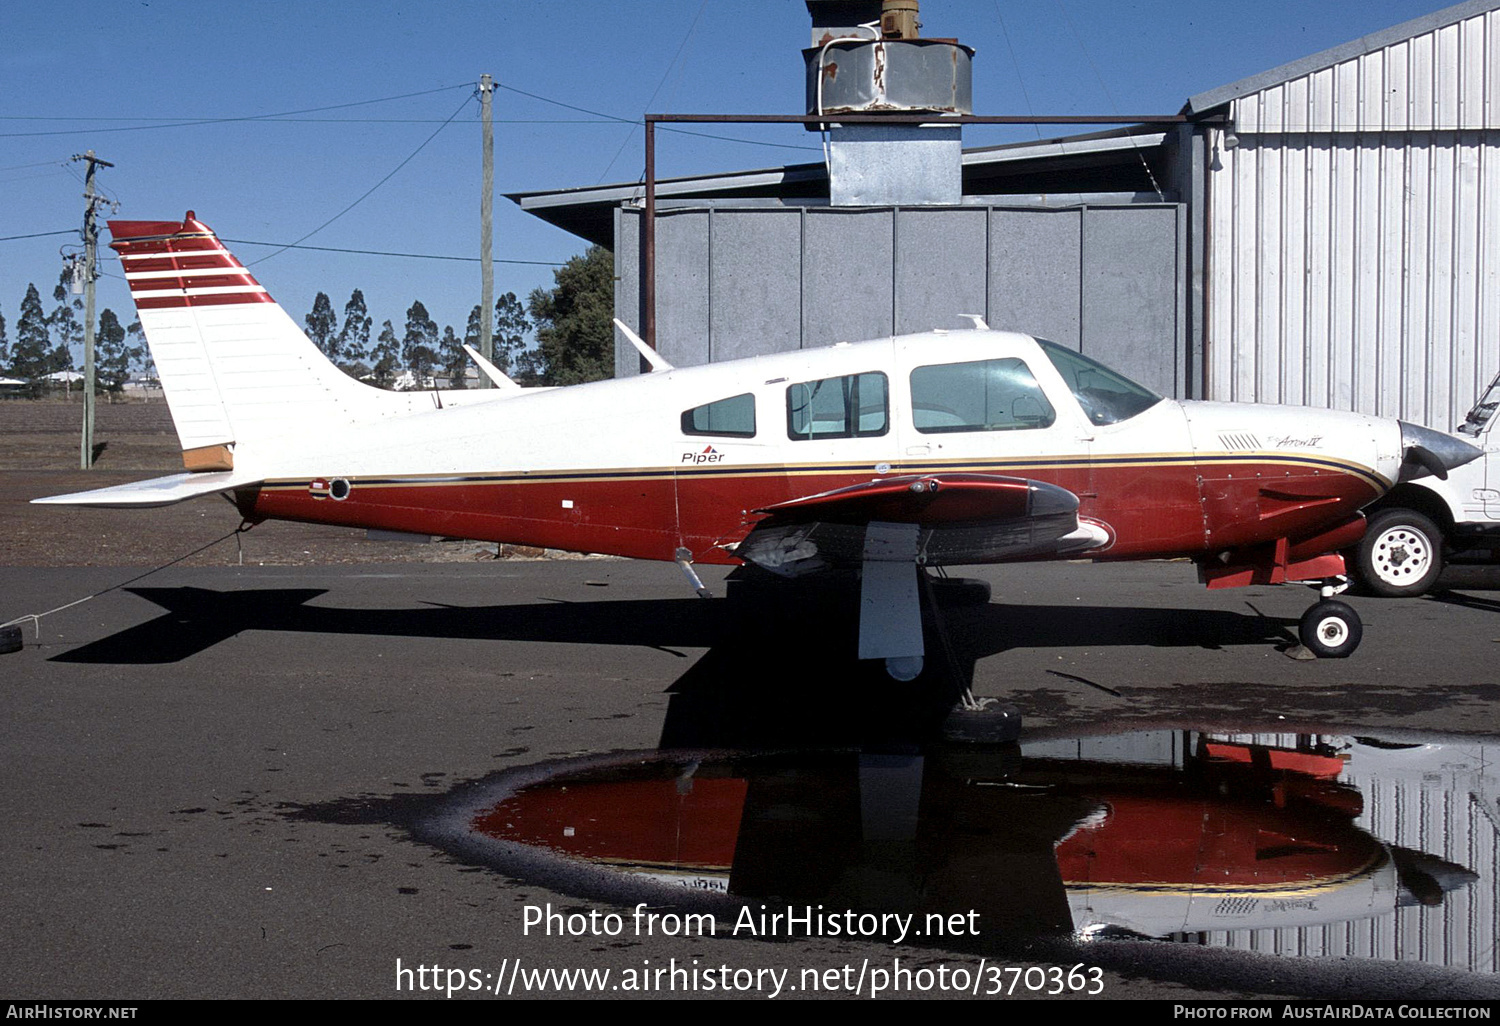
top-left (910, 358), bottom-right (1056, 433)
top-left (786, 372), bottom-right (889, 440)
top-left (681, 393), bottom-right (756, 437)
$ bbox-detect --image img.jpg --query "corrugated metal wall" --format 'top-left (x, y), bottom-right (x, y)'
top-left (616, 202), bottom-right (1187, 397)
top-left (1208, 6), bottom-right (1500, 430)
top-left (1204, 735), bottom-right (1500, 973)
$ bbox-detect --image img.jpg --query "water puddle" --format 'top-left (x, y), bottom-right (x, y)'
top-left (412, 727), bottom-right (1499, 981)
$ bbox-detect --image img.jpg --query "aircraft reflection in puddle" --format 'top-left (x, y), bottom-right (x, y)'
top-left (460, 731), bottom-right (1498, 969)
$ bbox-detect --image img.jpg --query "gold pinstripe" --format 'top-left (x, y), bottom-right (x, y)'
top-left (256, 450), bottom-right (1389, 494)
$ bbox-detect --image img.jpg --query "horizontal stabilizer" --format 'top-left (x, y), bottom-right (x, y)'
top-left (31, 471), bottom-right (263, 509)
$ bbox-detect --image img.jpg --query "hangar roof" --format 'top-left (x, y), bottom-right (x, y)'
top-left (1184, 0), bottom-right (1500, 114)
top-left (506, 124), bottom-right (1171, 247)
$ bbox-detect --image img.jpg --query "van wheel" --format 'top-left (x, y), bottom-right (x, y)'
top-left (1355, 510), bottom-right (1443, 597)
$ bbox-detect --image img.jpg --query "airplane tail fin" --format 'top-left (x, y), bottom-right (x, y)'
top-left (112, 212), bottom-right (378, 471)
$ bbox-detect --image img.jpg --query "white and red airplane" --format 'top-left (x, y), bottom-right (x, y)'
top-left (36, 213), bottom-right (1482, 674)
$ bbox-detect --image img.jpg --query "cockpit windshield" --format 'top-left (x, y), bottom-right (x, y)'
top-left (1036, 339), bottom-right (1163, 426)
top-left (1458, 371), bottom-right (1500, 437)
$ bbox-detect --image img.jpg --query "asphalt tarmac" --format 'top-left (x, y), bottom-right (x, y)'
top-left (3, 557), bottom-right (1499, 1001)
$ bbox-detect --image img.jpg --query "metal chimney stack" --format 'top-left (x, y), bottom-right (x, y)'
top-left (804, 0), bottom-right (973, 205)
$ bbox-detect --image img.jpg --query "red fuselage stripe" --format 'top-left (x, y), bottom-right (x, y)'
top-left (246, 460), bottom-right (1381, 565)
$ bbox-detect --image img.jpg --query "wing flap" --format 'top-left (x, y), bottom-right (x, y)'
top-left (31, 471), bottom-right (263, 509)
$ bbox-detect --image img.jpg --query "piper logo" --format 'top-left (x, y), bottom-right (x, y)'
top-left (682, 445), bottom-right (726, 464)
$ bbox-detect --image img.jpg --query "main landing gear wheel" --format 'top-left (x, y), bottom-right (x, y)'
top-left (1356, 510), bottom-right (1443, 597)
top-left (1299, 600), bottom-right (1362, 658)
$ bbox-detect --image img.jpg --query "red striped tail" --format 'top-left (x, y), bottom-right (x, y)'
top-left (107, 211), bottom-right (373, 459)
top-left (111, 212), bottom-right (275, 310)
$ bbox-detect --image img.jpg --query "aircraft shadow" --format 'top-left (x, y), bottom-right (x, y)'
top-left (49, 586), bottom-right (726, 664)
top-left (50, 581), bottom-right (1295, 668)
top-left (50, 576), bottom-right (1298, 746)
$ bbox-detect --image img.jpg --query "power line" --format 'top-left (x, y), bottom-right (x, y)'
top-left (596, 0), bottom-right (709, 183)
top-left (1054, 0), bottom-right (1164, 201)
top-left (0, 82), bottom-right (474, 138)
top-left (0, 229), bottom-right (77, 242)
top-left (993, 1), bottom-right (1044, 142)
top-left (219, 238), bottom-right (563, 265)
top-left (494, 80), bottom-right (820, 153)
top-left (0, 116), bottom-right (632, 125)
top-left (4, 79), bottom-right (819, 153)
top-left (248, 93), bottom-right (477, 266)
top-left (0, 157), bottom-right (72, 171)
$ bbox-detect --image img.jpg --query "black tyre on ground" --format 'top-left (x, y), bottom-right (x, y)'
top-left (1354, 509), bottom-right (1444, 597)
top-left (1299, 599), bottom-right (1363, 658)
top-left (0, 624), bottom-right (21, 655)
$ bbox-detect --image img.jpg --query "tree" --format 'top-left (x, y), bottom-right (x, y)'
top-left (465, 292), bottom-right (533, 377)
top-left (370, 319), bottom-right (401, 388)
top-left (337, 289), bottom-right (372, 371)
top-left (49, 267), bottom-right (83, 379)
top-left (495, 291), bottom-right (531, 374)
top-left (96, 309), bottom-right (142, 392)
top-left (439, 325), bottom-right (467, 389)
top-left (401, 300), bottom-right (439, 386)
top-left (462, 304), bottom-right (484, 365)
top-left (0, 303), bottom-right (8, 371)
top-left (526, 246), bottom-right (614, 386)
top-left (304, 292), bottom-right (339, 359)
top-left (127, 320), bottom-right (155, 384)
top-left (11, 283), bottom-right (51, 385)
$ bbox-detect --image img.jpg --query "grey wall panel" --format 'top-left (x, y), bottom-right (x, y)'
top-left (893, 207), bottom-right (988, 335)
top-left (988, 207), bottom-right (1082, 348)
top-left (709, 209), bottom-right (803, 361)
top-left (618, 201), bottom-right (1188, 398)
top-left (652, 209), bottom-right (711, 368)
top-left (1082, 206), bottom-right (1181, 396)
top-left (802, 208), bottom-right (895, 346)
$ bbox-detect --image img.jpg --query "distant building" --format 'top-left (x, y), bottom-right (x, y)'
top-left (510, 0), bottom-right (1500, 431)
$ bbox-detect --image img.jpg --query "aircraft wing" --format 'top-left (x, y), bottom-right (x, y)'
top-left (736, 473), bottom-right (1102, 576)
top-left (31, 471), bottom-right (263, 509)
top-left (732, 473), bottom-right (1104, 680)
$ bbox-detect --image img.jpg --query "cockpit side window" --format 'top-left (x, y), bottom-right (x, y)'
top-left (910, 358), bottom-right (1056, 434)
top-left (1036, 339), bottom-right (1162, 426)
top-left (786, 372), bottom-right (888, 440)
top-left (681, 393), bottom-right (756, 437)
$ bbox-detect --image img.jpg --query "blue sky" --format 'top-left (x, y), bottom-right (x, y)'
top-left (0, 0), bottom-right (1456, 358)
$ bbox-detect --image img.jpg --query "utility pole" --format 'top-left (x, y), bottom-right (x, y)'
top-left (72, 150), bottom-right (113, 469)
top-left (479, 73), bottom-right (495, 386)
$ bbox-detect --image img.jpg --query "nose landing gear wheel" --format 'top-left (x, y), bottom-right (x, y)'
top-left (1299, 600), bottom-right (1363, 658)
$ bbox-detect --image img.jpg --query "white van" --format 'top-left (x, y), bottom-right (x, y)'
top-left (1349, 372), bottom-right (1500, 595)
